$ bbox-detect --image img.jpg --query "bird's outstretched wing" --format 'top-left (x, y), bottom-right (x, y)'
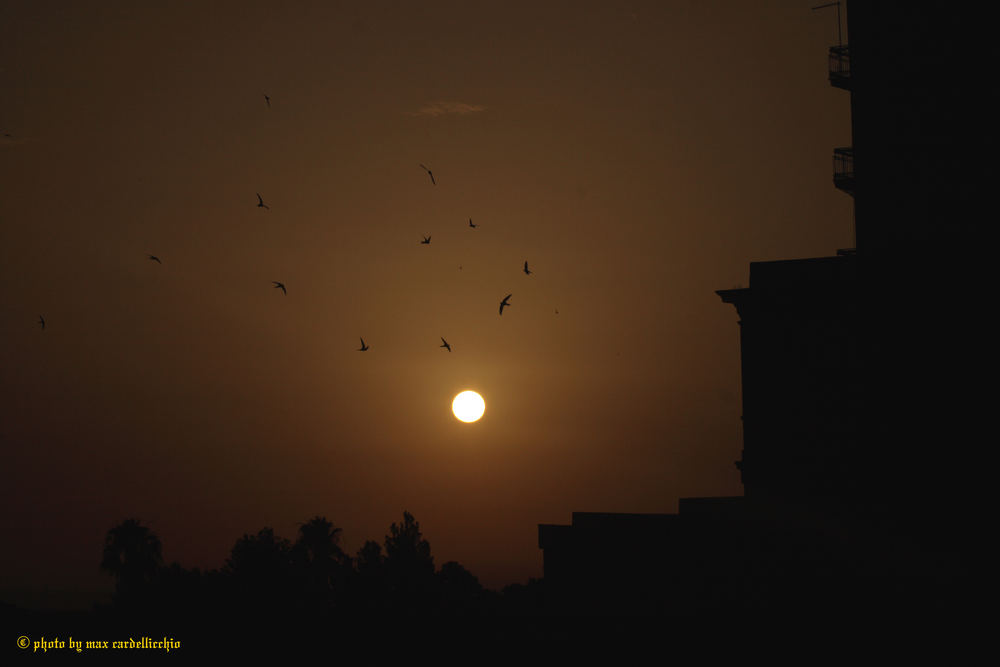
top-left (419, 164), bottom-right (436, 185)
top-left (499, 294), bottom-right (512, 315)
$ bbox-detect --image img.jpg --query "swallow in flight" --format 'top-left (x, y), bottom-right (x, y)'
top-left (419, 164), bottom-right (436, 185)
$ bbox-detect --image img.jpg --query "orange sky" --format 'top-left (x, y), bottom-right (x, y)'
top-left (0, 0), bottom-right (851, 596)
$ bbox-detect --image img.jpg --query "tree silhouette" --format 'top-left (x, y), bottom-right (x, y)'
top-left (294, 516), bottom-right (348, 568)
top-left (357, 539), bottom-right (385, 573)
top-left (224, 527), bottom-right (294, 616)
top-left (100, 518), bottom-right (163, 607)
top-left (437, 560), bottom-right (488, 613)
top-left (90, 511), bottom-right (509, 624)
top-left (354, 539), bottom-right (388, 611)
top-left (383, 511), bottom-right (435, 611)
top-left (385, 511), bottom-right (433, 569)
top-left (225, 527), bottom-right (291, 578)
top-left (291, 516), bottom-right (351, 612)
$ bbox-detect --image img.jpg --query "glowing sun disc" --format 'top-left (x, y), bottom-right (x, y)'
top-left (452, 390), bottom-right (485, 423)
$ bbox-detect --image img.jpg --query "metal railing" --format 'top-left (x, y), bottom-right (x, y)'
top-left (828, 45), bottom-right (850, 89)
top-left (833, 147), bottom-right (854, 193)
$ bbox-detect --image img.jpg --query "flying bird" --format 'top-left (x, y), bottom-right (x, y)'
top-left (264, 94), bottom-right (270, 108)
top-left (419, 164), bottom-right (436, 185)
top-left (358, 337), bottom-right (369, 351)
top-left (523, 261), bottom-right (532, 275)
top-left (272, 281), bottom-right (286, 295)
top-left (499, 294), bottom-right (512, 316)
top-left (421, 235), bottom-right (431, 244)
top-left (257, 193), bottom-right (269, 210)
top-left (38, 315), bottom-right (45, 330)
top-left (440, 337), bottom-right (451, 352)
top-left (469, 218), bottom-right (477, 228)
top-left (147, 254), bottom-right (161, 264)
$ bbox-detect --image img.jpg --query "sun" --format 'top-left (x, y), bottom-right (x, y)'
top-left (452, 390), bottom-right (485, 423)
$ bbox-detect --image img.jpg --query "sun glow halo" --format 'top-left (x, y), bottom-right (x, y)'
top-left (452, 390), bottom-right (485, 423)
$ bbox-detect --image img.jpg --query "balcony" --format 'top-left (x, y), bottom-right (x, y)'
top-left (828, 45), bottom-right (850, 90)
top-left (833, 147), bottom-right (854, 195)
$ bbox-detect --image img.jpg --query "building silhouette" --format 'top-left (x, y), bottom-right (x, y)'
top-left (538, 2), bottom-right (986, 615)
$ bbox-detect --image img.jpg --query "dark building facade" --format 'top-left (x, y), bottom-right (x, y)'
top-left (845, 2), bottom-right (989, 538)
top-left (538, 2), bottom-right (985, 615)
top-left (718, 255), bottom-right (859, 508)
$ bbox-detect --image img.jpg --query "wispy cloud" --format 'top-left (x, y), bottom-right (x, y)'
top-left (410, 102), bottom-right (486, 117)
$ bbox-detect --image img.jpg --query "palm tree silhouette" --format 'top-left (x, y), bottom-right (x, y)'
top-left (100, 518), bottom-right (163, 605)
top-left (295, 516), bottom-right (348, 570)
top-left (293, 516), bottom-right (351, 608)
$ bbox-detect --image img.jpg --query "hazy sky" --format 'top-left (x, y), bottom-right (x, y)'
top-left (0, 0), bottom-right (851, 595)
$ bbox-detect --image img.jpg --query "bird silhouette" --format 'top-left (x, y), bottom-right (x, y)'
top-left (257, 193), bottom-right (270, 210)
top-left (421, 235), bottom-right (431, 244)
top-left (440, 337), bottom-right (451, 352)
top-left (272, 281), bottom-right (286, 295)
top-left (499, 294), bottom-right (512, 315)
top-left (38, 315), bottom-right (45, 330)
top-left (419, 164), bottom-right (436, 185)
top-left (264, 94), bottom-right (270, 108)
top-left (147, 254), bottom-right (161, 264)
top-left (469, 218), bottom-right (477, 228)
top-left (523, 261), bottom-right (532, 275)
top-left (358, 337), bottom-right (369, 351)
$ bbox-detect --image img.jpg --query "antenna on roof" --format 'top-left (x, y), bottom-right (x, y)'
top-left (811, 1), bottom-right (843, 48)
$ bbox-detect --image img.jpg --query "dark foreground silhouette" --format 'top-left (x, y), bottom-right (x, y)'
top-left (4, 513), bottom-right (553, 650)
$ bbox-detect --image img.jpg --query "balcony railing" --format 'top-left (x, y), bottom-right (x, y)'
top-left (833, 146), bottom-right (853, 195)
top-left (828, 45), bottom-right (850, 90)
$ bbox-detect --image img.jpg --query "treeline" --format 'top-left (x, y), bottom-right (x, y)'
top-left (97, 512), bottom-right (545, 628)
